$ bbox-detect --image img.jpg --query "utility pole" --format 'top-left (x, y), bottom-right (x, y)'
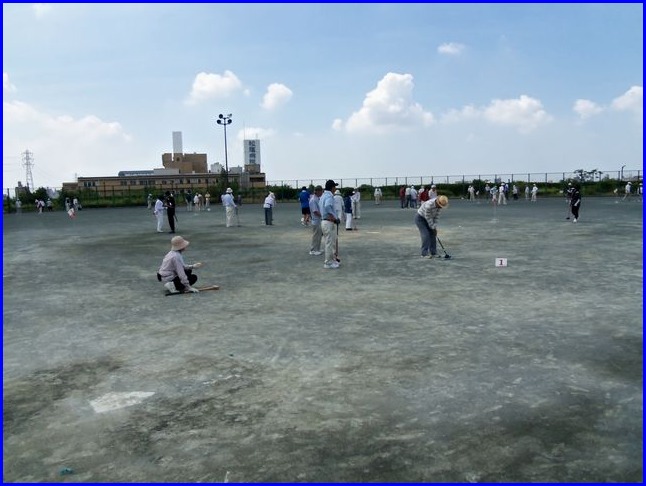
top-left (22, 150), bottom-right (35, 191)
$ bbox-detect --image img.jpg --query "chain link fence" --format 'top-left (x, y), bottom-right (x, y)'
top-left (4, 169), bottom-right (642, 212)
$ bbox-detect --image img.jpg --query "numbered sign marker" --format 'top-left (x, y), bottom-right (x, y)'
top-left (495, 258), bottom-right (508, 267)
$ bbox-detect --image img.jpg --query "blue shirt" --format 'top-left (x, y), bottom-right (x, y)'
top-left (309, 194), bottom-right (321, 224)
top-left (320, 190), bottom-right (336, 220)
top-left (299, 190), bottom-right (310, 208)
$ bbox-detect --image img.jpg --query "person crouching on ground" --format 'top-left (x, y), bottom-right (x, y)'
top-left (415, 195), bottom-right (449, 258)
top-left (157, 236), bottom-right (202, 294)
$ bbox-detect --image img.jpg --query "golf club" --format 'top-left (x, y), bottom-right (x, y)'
top-left (436, 236), bottom-right (452, 259)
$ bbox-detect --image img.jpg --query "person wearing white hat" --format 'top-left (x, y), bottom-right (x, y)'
top-left (153, 194), bottom-right (165, 233)
top-left (221, 188), bottom-right (237, 227)
top-left (531, 184), bottom-right (538, 202)
top-left (428, 184), bottom-right (438, 200)
top-left (157, 236), bottom-right (202, 294)
top-left (497, 183), bottom-right (507, 205)
top-left (410, 185), bottom-right (418, 209)
top-left (623, 181), bottom-right (632, 201)
top-left (415, 195), bottom-right (449, 259)
top-left (373, 187), bottom-right (382, 205)
top-left (351, 187), bottom-right (361, 219)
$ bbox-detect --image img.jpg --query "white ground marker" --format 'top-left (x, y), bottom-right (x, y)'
top-left (89, 391), bottom-right (155, 413)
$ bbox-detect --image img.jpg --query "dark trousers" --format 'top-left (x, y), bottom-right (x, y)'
top-left (571, 205), bottom-right (580, 219)
top-left (414, 213), bottom-right (437, 256)
top-left (167, 208), bottom-right (176, 232)
top-left (157, 269), bottom-right (197, 291)
top-left (264, 207), bottom-right (273, 225)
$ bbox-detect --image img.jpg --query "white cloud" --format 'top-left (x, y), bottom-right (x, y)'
top-left (32, 3), bottom-right (53, 18)
top-left (3, 72), bottom-right (16, 93)
top-left (186, 70), bottom-right (243, 105)
top-left (3, 100), bottom-right (132, 186)
top-left (573, 99), bottom-right (603, 120)
top-left (611, 85), bottom-right (643, 118)
top-left (261, 83), bottom-right (293, 110)
top-left (438, 42), bottom-right (465, 56)
top-left (441, 105), bottom-right (480, 123)
top-left (342, 72), bottom-right (434, 134)
top-left (331, 118), bottom-right (343, 131)
top-left (441, 95), bottom-right (551, 133)
top-left (483, 95), bottom-right (552, 133)
top-left (235, 126), bottom-right (275, 141)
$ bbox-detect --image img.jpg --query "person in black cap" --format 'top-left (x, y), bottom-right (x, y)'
top-left (321, 180), bottom-right (341, 269)
top-left (165, 191), bottom-right (176, 233)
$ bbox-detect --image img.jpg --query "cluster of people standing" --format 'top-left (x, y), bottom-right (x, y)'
top-left (399, 184), bottom-right (438, 209)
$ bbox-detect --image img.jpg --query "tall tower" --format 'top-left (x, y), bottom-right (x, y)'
top-left (21, 149), bottom-right (35, 191)
top-left (172, 131), bottom-right (183, 157)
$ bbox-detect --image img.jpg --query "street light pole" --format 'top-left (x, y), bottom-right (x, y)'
top-left (217, 113), bottom-right (233, 187)
top-left (621, 164), bottom-right (626, 181)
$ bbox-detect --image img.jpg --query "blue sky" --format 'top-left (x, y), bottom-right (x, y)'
top-left (3, 3), bottom-right (643, 189)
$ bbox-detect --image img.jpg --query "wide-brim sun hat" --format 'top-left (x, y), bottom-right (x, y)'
top-left (226, 187), bottom-right (233, 193)
top-left (171, 236), bottom-right (190, 251)
top-left (436, 195), bottom-right (449, 208)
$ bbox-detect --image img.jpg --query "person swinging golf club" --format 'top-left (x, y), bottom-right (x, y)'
top-left (414, 195), bottom-right (449, 259)
top-left (157, 236), bottom-right (203, 294)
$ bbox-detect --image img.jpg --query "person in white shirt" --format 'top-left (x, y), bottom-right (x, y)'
top-left (498, 183), bottom-right (507, 205)
top-left (525, 185), bottom-right (530, 200)
top-left (309, 186), bottom-right (323, 255)
top-left (374, 187), bottom-right (383, 205)
top-left (333, 189), bottom-right (344, 222)
top-left (490, 185), bottom-right (498, 204)
top-left (193, 193), bottom-right (201, 212)
top-left (428, 184), bottom-right (438, 200)
top-left (221, 187), bottom-right (237, 227)
top-left (351, 188), bottom-right (361, 219)
top-left (622, 181), bottom-right (632, 201)
top-left (467, 185), bottom-right (475, 201)
top-left (410, 186), bottom-right (418, 209)
top-left (153, 195), bottom-right (165, 233)
top-left (531, 184), bottom-right (539, 202)
top-left (263, 191), bottom-right (275, 225)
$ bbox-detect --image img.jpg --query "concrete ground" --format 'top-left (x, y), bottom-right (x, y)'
top-left (3, 195), bottom-right (643, 482)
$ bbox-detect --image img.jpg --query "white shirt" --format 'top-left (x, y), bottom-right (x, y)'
top-left (263, 195), bottom-right (275, 208)
top-left (154, 199), bottom-right (164, 214)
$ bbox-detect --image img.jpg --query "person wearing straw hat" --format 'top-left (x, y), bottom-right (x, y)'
top-left (221, 187), bottom-right (237, 227)
top-left (415, 195), bottom-right (449, 259)
top-left (157, 236), bottom-right (202, 294)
